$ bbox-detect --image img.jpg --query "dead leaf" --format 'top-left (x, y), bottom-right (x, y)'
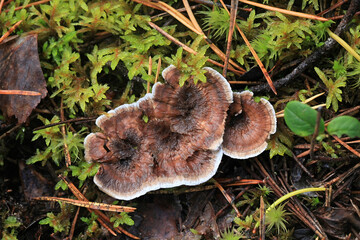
top-left (137, 196), bottom-right (182, 239)
top-left (18, 161), bottom-right (53, 201)
top-left (0, 34), bottom-right (47, 123)
top-left (315, 207), bottom-right (360, 238)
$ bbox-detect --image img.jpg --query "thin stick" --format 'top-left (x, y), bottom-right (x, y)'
top-left (0, 0), bottom-right (5, 14)
top-left (33, 197), bottom-right (136, 212)
top-left (259, 196), bottom-right (265, 240)
top-left (212, 179), bottom-right (242, 217)
top-left (325, 105), bottom-right (360, 124)
top-left (155, 57), bottom-right (161, 83)
top-left (238, 0), bottom-right (328, 21)
top-left (0, 20), bottom-right (22, 44)
top-left (327, 28), bottom-right (360, 62)
top-left (317, 0), bottom-right (348, 16)
top-left (310, 107), bottom-right (322, 160)
top-left (157, 1), bottom-right (202, 35)
top-left (222, 0), bottom-right (238, 77)
top-left (0, 90), bottom-right (42, 96)
top-left (60, 98), bottom-right (71, 167)
top-left (4, 0), bottom-right (51, 13)
top-left (0, 123), bottom-right (22, 140)
top-left (182, 0), bottom-right (203, 33)
top-left (332, 135), bottom-right (360, 158)
top-left (292, 151), bottom-right (314, 178)
top-left (33, 117), bottom-right (97, 131)
top-left (140, 0), bottom-right (246, 72)
top-left (68, 207), bottom-right (80, 240)
top-left (147, 56), bottom-right (152, 94)
top-left (228, 80), bottom-right (261, 84)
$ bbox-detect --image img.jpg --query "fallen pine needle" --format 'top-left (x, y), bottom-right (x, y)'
top-left (33, 196), bottom-right (136, 213)
top-left (0, 20), bottom-right (23, 44)
top-left (4, 0), bottom-right (50, 13)
top-left (332, 135), bottom-right (360, 158)
top-left (0, 89), bottom-right (42, 96)
top-left (238, 0), bottom-right (329, 21)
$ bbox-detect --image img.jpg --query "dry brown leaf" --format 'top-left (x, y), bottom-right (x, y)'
top-left (0, 34), bottom-right (47, 123)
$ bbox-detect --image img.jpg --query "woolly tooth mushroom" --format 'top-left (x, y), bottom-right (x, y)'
top-left (222, 91), bottom-right (277, 159)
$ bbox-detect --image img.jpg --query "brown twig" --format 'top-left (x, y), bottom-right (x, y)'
top-left (33, 117), bottom-right (97, 131)
top-left (259, 196), bottom-right (265, 240)
top-left (327, 11), bottom-right (360, 20)
top-left (155, 57), bottom-right (161, 83)
top-left (332, 135), bottom-right (360, 158)
top-left (33, 196), bottom-right (136, 212)
top-left (0, 20), bottom-right (22, 44)
top-left (0, 0), bottom-right (5, 14)
top-left (222, 0), bottom-right (238, 77)
top-left (215, 186), bottom-right (250, 218)
top-left (4, 0), bottom-right (51, 13)
top-left (325, 105), bottom-right (360, 125)
top-left (310, 107), bottom-right (322, 160)
top-left (212, 179), bottom-right (242, 217)
top-left (147, 56), bottom-right (152, 94)
top-left (60, 98), bottom-right (71, 167)
top-left (317, 0), bottom-right (348, 16)
top-left (0, 90), bottom-right (42, 96)
top-left (291, 151), bottom-right (314, 178)
top-left (0, 123), bottom-right (22, 140)
top-left (68, 207), bottom-right (80, 240)
top-left (238, 0), bottom-right (328, 21)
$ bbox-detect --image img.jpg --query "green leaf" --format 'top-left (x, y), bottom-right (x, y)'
top-left (284, 101), bottom-right (324, 137)
top-left (327, 116), bottom-right (360, 138)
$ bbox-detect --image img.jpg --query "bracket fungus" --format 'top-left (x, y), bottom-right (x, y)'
top-left (222, 91), bottom-right (276, 159)
top-left (84, 65), bottom-right (232, 200)
top-left (84, 65), bottom-right (277, 200)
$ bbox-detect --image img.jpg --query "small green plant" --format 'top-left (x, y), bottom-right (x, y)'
top-left (266, 126), bottom-right (293, 159)
top-left (314, 67), bottom-right (346, 112)
top-left (80, 212), bottom-right (101, 237)
top-left (39, 202), bottom-right (73, 234)
top-left (69, 161), bottom-right (100, 187)
top-left (28, 116), bottom-right (86, 166)
top-left (110, 212), bottom-right (134, 228)
top-left (220, 228), bottom-right (242, 240)
top-left (1, 216), bottom-right (22, 240)
top-left (265, 204), bottom-right (289, 234)
top-left (165, 36), bottom-right (209, 87)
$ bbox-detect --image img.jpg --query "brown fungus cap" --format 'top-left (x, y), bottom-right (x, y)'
top-left (84, 65), bottom-right (233, 200)
top-left (84, 101), bottom-right (155, 200)
top-left (222, 91), bottom-right (276, 159)
top-left (150, 65), bottom-right (233, 150)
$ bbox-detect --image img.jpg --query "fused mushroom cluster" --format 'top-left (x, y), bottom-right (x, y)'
top-left (84, 65), bottom-right (276, 200)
